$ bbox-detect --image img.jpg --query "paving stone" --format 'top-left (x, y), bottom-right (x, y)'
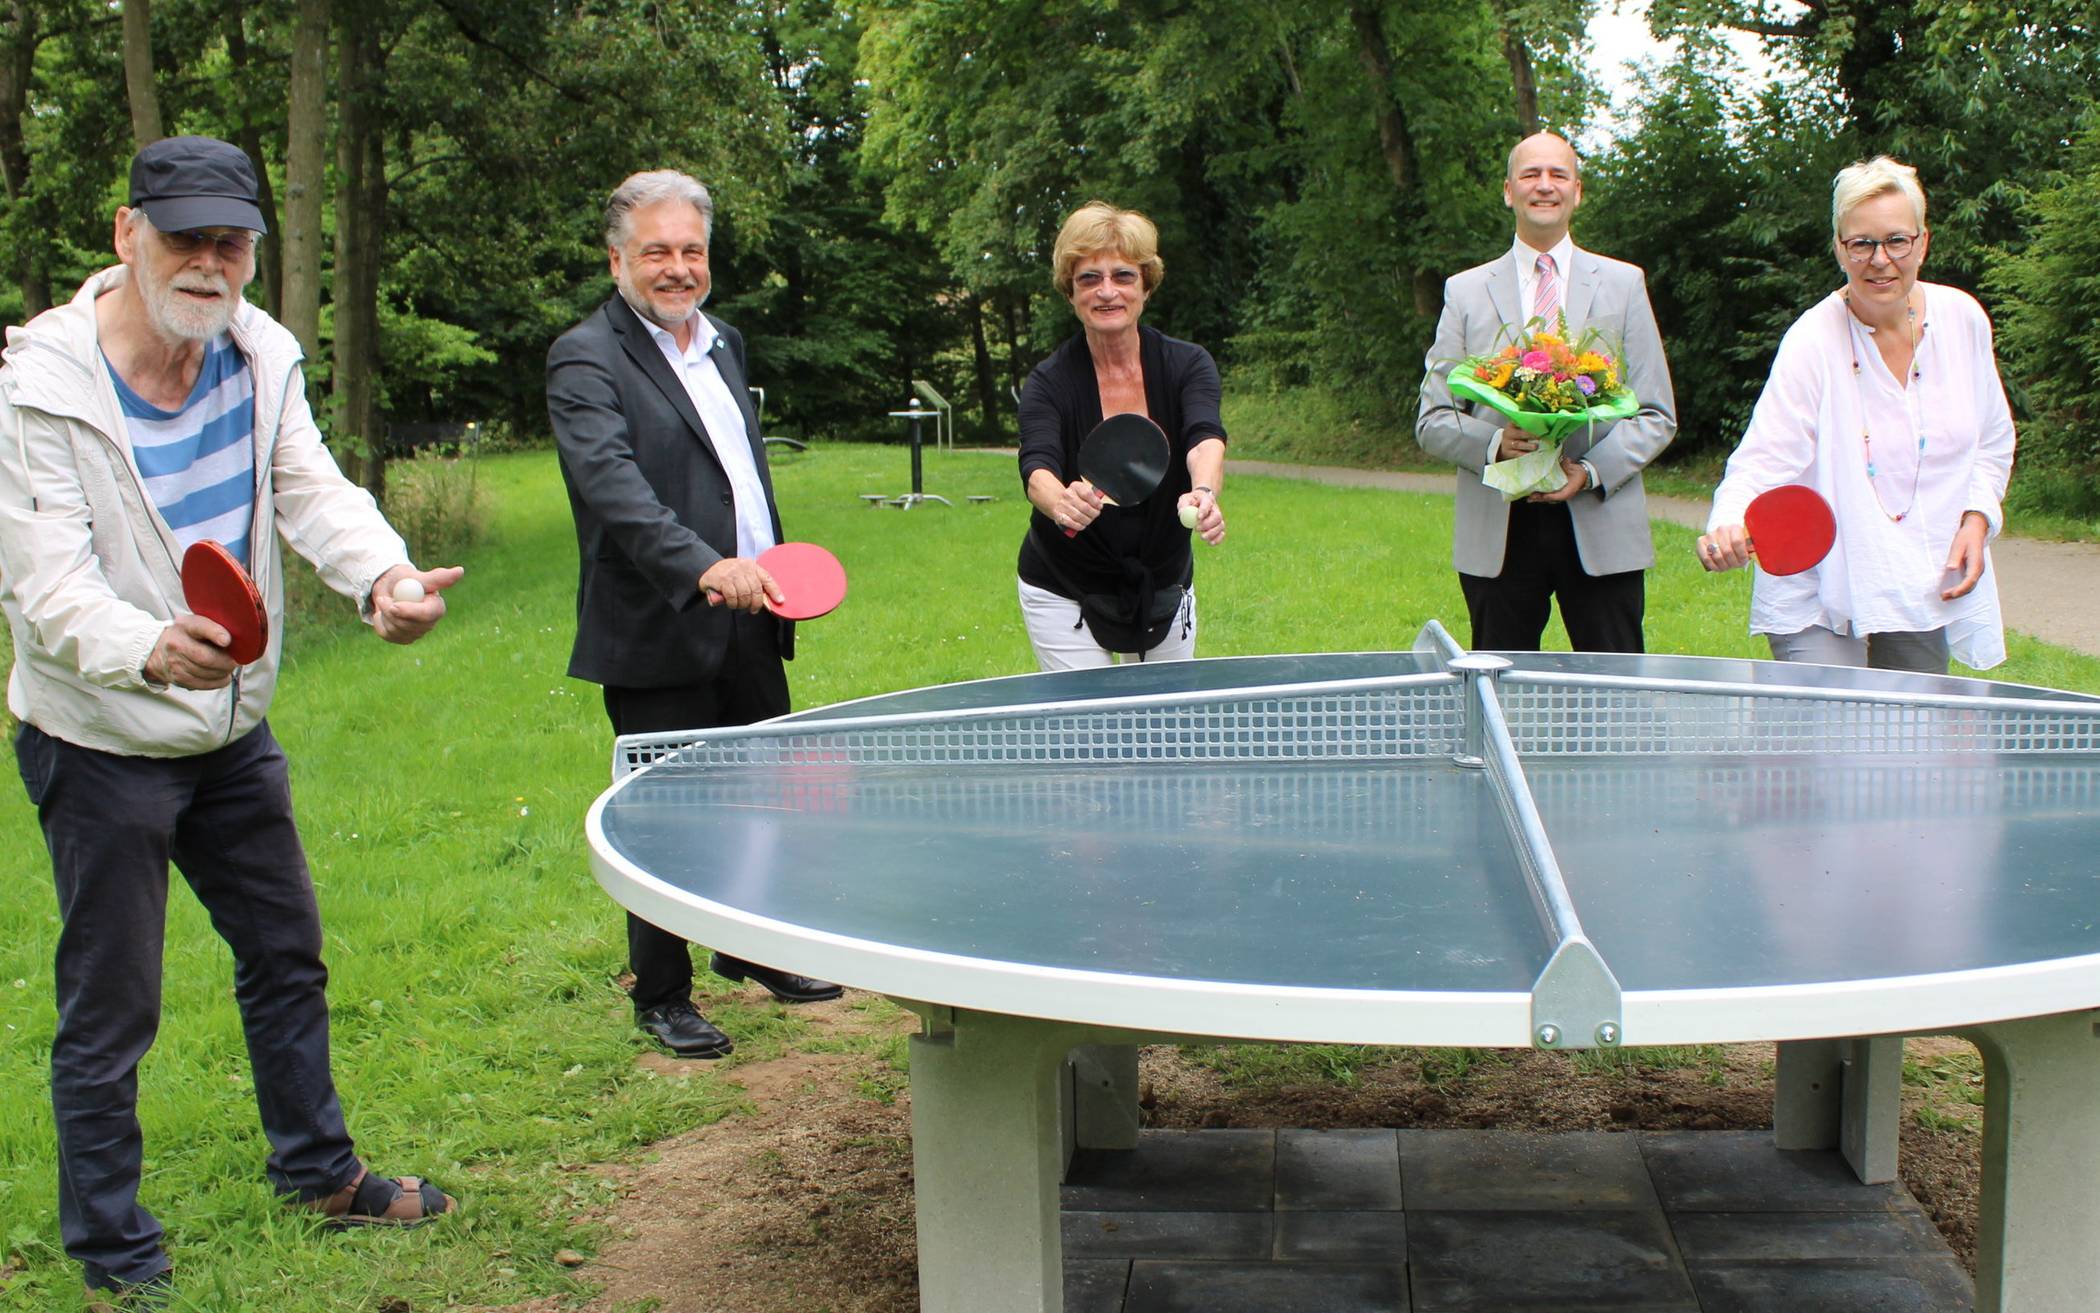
top-left (1277, 1129), bottom-right (1404, 1211)
top-left (1671, 1210), bottom-right (1951, 1262)
top-left (1688, 1258), bottom-right (1976, 1311)
top-left (1064, 1258), bottom-right (1133, 1313)
top-left (1406, 1209), bottom-right (1698, 1311)
top-left (1063, 1210), bottom-right (1273, 1260)
top-left (1273, 1210), bottom-right (1407, 1261)
top-left (1399, 1129), bottom-right (1658, 1210)
top-left (1125, 1260), bottom-right (1408, 1312)
top-left (1638, 1131), bottom-right (1913, 1213)
top-left (1064, 1129), bottom-right (1276, 1212)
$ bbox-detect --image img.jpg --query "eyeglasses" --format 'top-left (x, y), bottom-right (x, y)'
top-left (159, 228), bottom-right (258, 261)
top-left (1074, 269), bottom-right (1140, 291)
top-left (1839, 233), bottom-right (1920, 264)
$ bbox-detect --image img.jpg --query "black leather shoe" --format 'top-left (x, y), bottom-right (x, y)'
top-left (636, 1001), bottom-right (734, 1058)
top-left (710, 952), bottom-right (843, 1003)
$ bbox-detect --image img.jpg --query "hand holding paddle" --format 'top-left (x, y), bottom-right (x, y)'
top-left (1699, 485), bottom-right (1835, 576)
top-left (703, 542), bottom-right (847, 620)
top-left (180, 540), bottom-right (268, 665)
top-left (1061, 413), bottom-right (1171, 538)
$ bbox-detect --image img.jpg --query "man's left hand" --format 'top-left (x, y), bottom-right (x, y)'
top-left (372, 564), bottom-right (465, 643)
top-left (1526, 457), bottom-right (1589, 504)
top-left (1941, 511), bottom-right (1990, 600)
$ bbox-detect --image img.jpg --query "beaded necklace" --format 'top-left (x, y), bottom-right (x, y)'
top-left (1844, 288), bottom-right (1925, 523)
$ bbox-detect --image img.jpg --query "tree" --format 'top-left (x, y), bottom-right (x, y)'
top-left (120, 0), bottom-right (162, 146)
top-left (280, 0), bottom-right (328, 363)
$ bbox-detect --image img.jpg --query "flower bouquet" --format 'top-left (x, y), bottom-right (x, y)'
top-left (1447, 320), bottom-right (1639, 499)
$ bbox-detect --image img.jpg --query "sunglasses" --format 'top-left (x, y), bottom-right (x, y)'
top-left (158, 228), bottom-right (258, 261)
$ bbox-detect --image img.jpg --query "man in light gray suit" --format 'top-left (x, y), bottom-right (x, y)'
top-left (1417, 132), bottom-right (1677, 652)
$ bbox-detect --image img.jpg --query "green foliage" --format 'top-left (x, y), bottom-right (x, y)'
top-left (1986, 112), bottom-right (2100, 488)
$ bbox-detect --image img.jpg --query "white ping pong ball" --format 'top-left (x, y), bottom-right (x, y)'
top-left (392, 577), bottom-right (426, 603)
top-left (1178, 503), bottom-right (1201, 530)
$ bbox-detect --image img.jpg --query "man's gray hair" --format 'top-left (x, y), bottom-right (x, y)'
top-left (604, 170), bottom-right (713, 249)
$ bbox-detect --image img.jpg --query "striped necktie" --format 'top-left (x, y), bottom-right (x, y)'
top-left (1534, 253), bottom-right (1560, 326)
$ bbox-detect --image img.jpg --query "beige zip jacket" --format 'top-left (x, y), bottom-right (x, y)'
top-left (0, 267), bottom-right (409, 757)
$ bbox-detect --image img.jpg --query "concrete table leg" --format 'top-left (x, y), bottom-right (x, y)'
top-left (1068, 1044), bottom-right (1141, 1153)
top-left (1774, 1035), bottom-right (1900, 1183)
top-left (1964, 1010), bottom-right (2100, 1313)
top-left (909, 1008), bottom-right (1075, 1313)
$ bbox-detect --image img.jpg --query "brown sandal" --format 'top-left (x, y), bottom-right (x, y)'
top-left (307, 1165), bottom-right (456, 1228)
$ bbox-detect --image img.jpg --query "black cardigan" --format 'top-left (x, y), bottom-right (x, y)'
top-left (1015, 325), bottom-right (1227, 606)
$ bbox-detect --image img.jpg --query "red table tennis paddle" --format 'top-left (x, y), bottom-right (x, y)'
top-left (1743, 484), bottom-right (1836, 576)
top-left (1064, 413), bottom-right (1171, 537)
top-left (708, 541), bottom-right (848, 620)
top-left (180, 540), bottom-right (268, 664)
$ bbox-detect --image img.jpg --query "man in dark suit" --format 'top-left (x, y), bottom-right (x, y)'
top-left (547, 170), bottom-right (839, 1059)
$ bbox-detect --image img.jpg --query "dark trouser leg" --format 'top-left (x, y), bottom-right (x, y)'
top-left (1459, 502), bottom-right (1562, 651)
top-left (603, 613), bottom-right (789, 1014)
top-left (1555, 564), bottom-right (1646, 654)
top-left (21, 726), bottom-right (175, 1288)
top-left (170, 724), bottom-right (359, 1201)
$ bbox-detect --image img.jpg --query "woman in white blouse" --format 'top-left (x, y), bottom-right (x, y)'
top-left (1696, 156), bottom-right (2016, 672)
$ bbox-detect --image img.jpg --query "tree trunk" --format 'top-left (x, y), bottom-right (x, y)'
top-left (280, 0), bottom-right (329, 365)
top-left (224, 8), bottom-right (282, 318)
top-left (1501, 23), bottom-right (1539, 135)
top-left (966, 293), bottom-right (999, 437)
top-left (120, 0), bottom-right (163, 147)
top-left (0, 1), bottom-right (48, 320)
top-left (1347, 3), bottom-right (1438, 317)
top-left (331, 11), bottom-right (386, 502)
top-left (1348, 2), bottom-right (1415, 194)
top-left (1000, 295), bottom-right (1027, 403)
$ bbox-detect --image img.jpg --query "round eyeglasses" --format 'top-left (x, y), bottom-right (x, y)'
top-left (1839, 233), bottom-right (1920, 264)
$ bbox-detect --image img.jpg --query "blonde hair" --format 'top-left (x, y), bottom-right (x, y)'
top-left (1050, 201), bottom-right (1164, 298)
top-left (1831, 156), bottom-right (1927, 239)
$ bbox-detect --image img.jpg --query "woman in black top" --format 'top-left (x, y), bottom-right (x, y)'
top-left (1017, 201), bottom-right (1228, 670)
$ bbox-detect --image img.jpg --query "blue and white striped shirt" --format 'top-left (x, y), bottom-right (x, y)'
top-left (107, 334), bottom-right (256, 567)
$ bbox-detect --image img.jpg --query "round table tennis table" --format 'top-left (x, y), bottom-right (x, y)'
top-left (586, 623), bottom-right (2100, 1312)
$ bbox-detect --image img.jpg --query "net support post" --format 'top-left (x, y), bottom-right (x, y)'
top-left (1448, 652), bottom-right (1511, 768)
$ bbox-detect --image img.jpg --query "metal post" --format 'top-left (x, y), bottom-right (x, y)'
top-left (886, 403), bottom-right (951, 509)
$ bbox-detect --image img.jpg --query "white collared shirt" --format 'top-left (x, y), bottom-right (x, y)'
top-left (1512, 234), bottom-right (1576, 325)
top-left (642, 314), bottom-right (776, 561)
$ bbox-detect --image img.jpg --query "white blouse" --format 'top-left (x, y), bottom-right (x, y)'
top-left (1707, 284), bottom-right (2016, 669)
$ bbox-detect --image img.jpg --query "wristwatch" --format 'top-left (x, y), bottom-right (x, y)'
top-left (1578, 459), bottom-right (1601, 495)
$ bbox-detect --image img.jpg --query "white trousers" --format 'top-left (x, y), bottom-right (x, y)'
top-left (1017, 578), bottom-right (1197, 672)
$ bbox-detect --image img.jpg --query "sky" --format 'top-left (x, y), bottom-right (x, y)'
top-left (1582, 2), bottom-right (1783, 144)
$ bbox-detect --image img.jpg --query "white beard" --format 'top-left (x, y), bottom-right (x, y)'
top-left (138, 266), bottom-right (238, 342)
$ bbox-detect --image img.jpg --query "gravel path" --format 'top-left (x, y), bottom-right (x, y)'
top-left (1230, 460), bottom-right (2100, 660)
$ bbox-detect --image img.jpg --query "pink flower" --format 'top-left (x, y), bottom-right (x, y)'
top-left (1520, 350), bottom-right (1552, 372)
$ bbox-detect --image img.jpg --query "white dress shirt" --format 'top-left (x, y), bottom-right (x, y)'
top-left (1512, 234), bottom-right (1576, 326)
top-left (1708, 283), bottom-right (2015, 668)
top-left (642, 314), bottom-right (776, 562)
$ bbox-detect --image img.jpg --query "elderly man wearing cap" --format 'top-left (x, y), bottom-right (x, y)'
top-left (0, 135), bottom-right (464, 1307)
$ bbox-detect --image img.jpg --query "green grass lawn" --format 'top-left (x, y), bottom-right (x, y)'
top-left (3, 443), bottom-right (2098, 1311)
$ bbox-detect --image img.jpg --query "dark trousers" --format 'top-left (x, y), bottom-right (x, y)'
top-left (1459, 500), bottom-right (1646, 653)
top-left (601, 611), bottom-right (789, 1014)
top-left (15, 721), bottom-right (359, 1290)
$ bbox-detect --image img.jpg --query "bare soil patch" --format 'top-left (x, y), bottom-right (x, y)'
top-left (503, 1018), bottom-right (1984, 1312)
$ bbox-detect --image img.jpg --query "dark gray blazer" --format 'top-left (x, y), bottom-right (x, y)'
top-left (1416, 245), bottom-right (1678, 578)
top-left (547, 296), bottom-right (790, 688)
